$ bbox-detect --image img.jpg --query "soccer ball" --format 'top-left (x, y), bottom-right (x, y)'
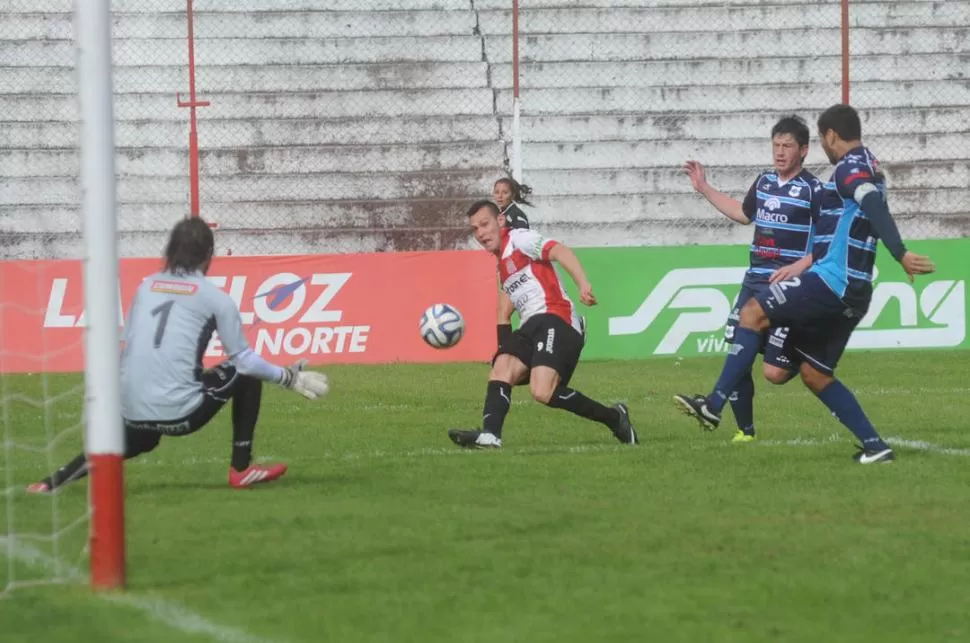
top-left (420, 303), bottom-right (465, 349)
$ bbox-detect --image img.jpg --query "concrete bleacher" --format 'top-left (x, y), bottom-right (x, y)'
top-left (0, 0), bottom-right (968, 258)
top-left (479, 0), bottom-right (970, 245)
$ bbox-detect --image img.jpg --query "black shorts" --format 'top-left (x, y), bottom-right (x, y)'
top-left (123, 363), bottom-right (241, 455)
top-left (756, 272), bottom-right (862, 376)
top-left (497, 313), bottom-right (585, 385)
top-left (727, 284), bottom-right (796, 371)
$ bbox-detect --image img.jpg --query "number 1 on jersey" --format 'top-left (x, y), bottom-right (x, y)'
top-left (150, 300), bottom-right (175, 348)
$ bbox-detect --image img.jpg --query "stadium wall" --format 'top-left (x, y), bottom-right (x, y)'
top-left (1, 1), bottom-right (968, 259)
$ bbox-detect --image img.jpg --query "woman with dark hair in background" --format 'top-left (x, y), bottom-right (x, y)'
top-left (492, 176), bottom-right (533, 230)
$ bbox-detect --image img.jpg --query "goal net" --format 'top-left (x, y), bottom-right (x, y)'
top-left (2, 0), bottom-right (125, 595)
top-left (0, 340), bottom-right (91, 593)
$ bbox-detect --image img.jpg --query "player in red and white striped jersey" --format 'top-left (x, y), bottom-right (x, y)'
top-left (448, 201), bottom-right (639, 449)
top-left (492, 176), bottom-right (533, 340)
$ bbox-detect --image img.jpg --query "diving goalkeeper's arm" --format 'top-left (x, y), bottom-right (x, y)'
top-left (216, 297), bottom-right (330, 400)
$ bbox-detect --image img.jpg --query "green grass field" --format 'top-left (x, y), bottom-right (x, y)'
top-left (2, 350), bottom-right (969, 643)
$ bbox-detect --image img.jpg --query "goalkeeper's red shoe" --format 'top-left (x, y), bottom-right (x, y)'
top-left (228, 463), bottom-right (288, 489)
top-left (25, 481), bottom-right (52, 495)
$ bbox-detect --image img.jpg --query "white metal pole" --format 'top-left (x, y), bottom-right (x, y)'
top-left (511, 98), bottom-right (522, 183)
top-left (76, 0), bottom-right (126, 590)
top-left (510, 0), bottom-right (522, 182)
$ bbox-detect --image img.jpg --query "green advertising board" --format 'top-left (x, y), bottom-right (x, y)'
top-left (561, 238), bottom-right (969, 360)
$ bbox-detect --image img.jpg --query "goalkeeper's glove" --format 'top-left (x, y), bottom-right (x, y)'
top-left (279, 359), bottom-right (330, 400)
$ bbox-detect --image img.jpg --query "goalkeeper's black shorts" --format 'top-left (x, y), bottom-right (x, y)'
top-left (123, 363), bottom-right (240, 438)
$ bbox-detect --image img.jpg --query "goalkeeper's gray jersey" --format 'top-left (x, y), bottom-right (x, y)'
top-left (120, 270), bottom-right (248, 421)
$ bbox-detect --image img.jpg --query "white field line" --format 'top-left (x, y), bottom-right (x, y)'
top-left (5, 430), bottom-right (970, 478)
top-left (751, 386), bottom-right (970, 398)
top-left (3, 433), bottom-right (966, 634)
top-left (884, 437), bottom-right (970, 457)
top-left (0, 536), bottom-right (283, 643)
top-left (746, 434), bottom-right (970, 457)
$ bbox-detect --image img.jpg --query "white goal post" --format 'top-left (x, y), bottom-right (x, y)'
top-left (77, 0), bottom-right (126, 590)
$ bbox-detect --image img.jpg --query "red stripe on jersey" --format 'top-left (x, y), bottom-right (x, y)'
top-left (497, 228), bottom-right (577, 329)
top-left (498, 244), bottom-right (533, 282)
top-left (842, 169), bottom-right (871, 186)
top-left (529, 260), bottom-right (573, 325)
top-left (540, 240), bottom-right (559, 262)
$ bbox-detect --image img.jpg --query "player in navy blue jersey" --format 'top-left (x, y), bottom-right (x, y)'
top-left (675, 104), bottom-right (935, 464)
top-left (680, 115), bottom-right (822, 443)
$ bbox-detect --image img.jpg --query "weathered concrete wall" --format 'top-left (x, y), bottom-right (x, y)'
top-left (1, 0), bottom-right (967, 258)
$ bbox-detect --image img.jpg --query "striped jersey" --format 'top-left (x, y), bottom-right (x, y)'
top-left (740, 169), bottom-right (822, 288)
top-left (500, 202), bottom-right (531, 230)
top-left (498, 227), bottom-right (582, 332)
top-left (809, 146), bottom-right (885, 312)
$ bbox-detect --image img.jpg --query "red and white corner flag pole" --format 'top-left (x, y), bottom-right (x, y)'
top-left (76, 0), bottom-right (126, 590)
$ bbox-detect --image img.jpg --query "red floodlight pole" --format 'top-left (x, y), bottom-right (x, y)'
top-left (176, 0), bottom-right (210, 221)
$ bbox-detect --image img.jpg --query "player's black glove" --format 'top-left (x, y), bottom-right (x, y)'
top-left (492, 323), bottom-right (513, 366)
top-left (497, 323), bottom-right (512, 348)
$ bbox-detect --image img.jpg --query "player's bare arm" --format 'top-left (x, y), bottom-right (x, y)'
top-left (683, 160), bottom-right (750, 225)
top-left (769, 254), bottom-right (813, 284)
top-left (548, 243), bottom-right (597, 306)
top-left (215, 296), bottom-right (330, 400)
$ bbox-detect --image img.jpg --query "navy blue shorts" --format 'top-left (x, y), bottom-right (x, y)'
top-left (726, 284), bottom-right (795, 371)
top-left (755, 272), bottom-right (862, 376)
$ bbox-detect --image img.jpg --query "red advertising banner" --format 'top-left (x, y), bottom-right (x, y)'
top-left (0, 251), bottom-right (498, 373)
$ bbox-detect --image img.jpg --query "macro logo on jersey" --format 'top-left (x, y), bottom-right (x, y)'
top-left (762, 197), bottom-right (782, 212)
top-left (149, 280), bottom-right (198, 296)
top-left (746, 171), bottom-right (819, 284)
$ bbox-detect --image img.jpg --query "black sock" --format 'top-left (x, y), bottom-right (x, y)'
top-left (547, 386), bottom-right (619, 427)
top-left (482, 380), bottom-right (512, 438)
top-left (42, 453), bottom-right (89, 490)
top-left (231, 377), bottom-right (262, 471)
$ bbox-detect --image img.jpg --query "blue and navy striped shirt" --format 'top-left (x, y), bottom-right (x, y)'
top-left (809, 146), bottom-right (884, 311)
top-left (740, 169), bottom-right (822, 289)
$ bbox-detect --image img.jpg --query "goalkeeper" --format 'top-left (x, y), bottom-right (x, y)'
top-left (27, 217), bottom-right (330, 493)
